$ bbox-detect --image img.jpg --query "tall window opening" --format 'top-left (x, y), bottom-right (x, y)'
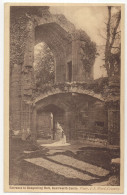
top-left (67, 61), bottom-right (72, 82)
top-left (34, 42), bottom-right (55, 88)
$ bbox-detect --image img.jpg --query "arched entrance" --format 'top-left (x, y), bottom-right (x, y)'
top-left (33, 92), bottom-right (108, 142)
top-left (36, 104), bottom-right (65, 141)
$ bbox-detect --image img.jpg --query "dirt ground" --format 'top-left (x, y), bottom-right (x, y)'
top-left (9, 138), bottom-right (120, 186)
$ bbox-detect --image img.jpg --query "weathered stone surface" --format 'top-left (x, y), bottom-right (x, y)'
top-left (10, 64), bottom-right (22, 131)
top-left (105, 76), bottom-right (120, 145)
top-left (34, 83), bottom-right (105, 103)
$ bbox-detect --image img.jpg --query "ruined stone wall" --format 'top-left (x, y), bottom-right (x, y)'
top-left (69, 99), bottom-right (107, 140)
top-left (10, 65), bottom-right (22, 131)
top-left (10, 7), bottom-right (36, 133)
top-left (10, 7), bottom-right (28, 69)
top-left (106, 76), bottom-right (120, 145)
top-left (88, 101), bottom-right (108, 133)
top-left (10, 7), bottom-right (36, 132)
top-left (10, 7), bottom-right (28, 132)
top-left (72, 31), bottom-right (96, 83)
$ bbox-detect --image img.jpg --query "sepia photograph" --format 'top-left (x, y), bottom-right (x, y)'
top-left (4, 3), bottom-right (124, 193)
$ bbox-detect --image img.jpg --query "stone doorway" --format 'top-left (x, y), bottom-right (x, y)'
top-left (37, 104), bottom-right (66, 143)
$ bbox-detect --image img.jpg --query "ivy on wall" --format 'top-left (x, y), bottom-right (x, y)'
top-left (33, 77), bottom-right (109, 100)
top-left (79, 30), bottom-right (97, 73)
top-left (10, 11), bottom-right (28, 69)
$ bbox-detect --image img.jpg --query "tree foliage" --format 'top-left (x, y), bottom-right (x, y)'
top-left (34, 43), bottom-right (55, 88)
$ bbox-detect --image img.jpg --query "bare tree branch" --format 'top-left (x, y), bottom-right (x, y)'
top-left (109, 11), bottom-right (121, 49)
top-left (105, 6), bottom-right (112, 76)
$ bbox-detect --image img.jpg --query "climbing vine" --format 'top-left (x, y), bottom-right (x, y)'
top-left (78, 30), bottom-right (97, 73)
top-left (10, 9), bottom-right (28, 69)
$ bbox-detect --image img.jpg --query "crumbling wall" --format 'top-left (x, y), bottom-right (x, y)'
top-left (106, 76), bottom-right (120, 145)
top-left (72, 30), bottom-right (97, 82)
top-left (10, 64), bottom-right (22, 131)
top-left (10, 8), bottom-right (29, 132)
top-left (10, 7), bottom-right (36, 133)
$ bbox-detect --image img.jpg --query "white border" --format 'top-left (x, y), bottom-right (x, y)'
top-left (0, 0), bottom-right (127, 195)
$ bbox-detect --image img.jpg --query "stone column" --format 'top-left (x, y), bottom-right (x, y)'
top-left (64, 110), bottom-right (77, 140)
top-left (23, 17), bottom-right (35, 68)
top-left (10, 64), bottom-right (22, 133)
top-left (21, 16), bottom-right (36, 133)
top-left (64, 111), bottom-right (71, 140)
top-left (107, 76), bottom-right (120, 146)
top-left (107, 101), bottom-right (120, 145)
top-left (31, 106), bottom-right (37, 143)
top-left (72, 37), bottom-right (81, 82)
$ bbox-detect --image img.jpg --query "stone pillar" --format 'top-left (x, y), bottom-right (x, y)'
top-left (21, 17), bottom-right (36, 133)
top-left (10, 64), bottom-right (22, 133)
top-left (107, 102), bottom-right (120, 145)
top-left (65, 110), bottom-right (77, 140)
top-left (24, 17), bottom-right (35, 68)
top-left (107, 76), bottom-right (120, 146)
top-left (31, 107), bottom-right (37, 143)
top-left (64, 111), bottom-right (71, 140)
top-left (21, 101), bottom-right (32, 132)
top-left (72, 38), bottom-right (81, 82)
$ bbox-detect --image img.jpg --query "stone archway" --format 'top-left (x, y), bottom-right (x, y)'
top-left (32, 92), bottom-right (107, 142)
top-left (35, 23), bottom-right (72, 83)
